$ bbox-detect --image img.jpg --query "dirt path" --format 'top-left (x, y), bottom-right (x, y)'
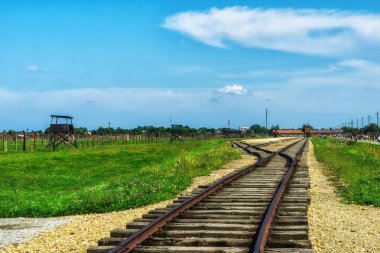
top-left (307, 140), bottom-right (380, 253)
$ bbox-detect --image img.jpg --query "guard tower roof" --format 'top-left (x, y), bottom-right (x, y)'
top-left (50, 115), bottom-right (73, 119)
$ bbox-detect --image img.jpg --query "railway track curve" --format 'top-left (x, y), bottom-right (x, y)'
top-left (88, 138), bottom-right (312, 253)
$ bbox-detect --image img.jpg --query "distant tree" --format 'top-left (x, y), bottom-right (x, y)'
top-left (95, 127), bottom-right (115, 134)
top-left (363, 123), bottom-right (379, 133)
top-left (179, 125), bottom-right (197, 134)
top-left (269, 124), bottom-right (280, 132)
top-left (113, 127), bottom-right (127, 134)
top-left (250, 124), bottom-right (265, 134)
top-left (342, 126), bottom-right (355, 133)
top-left (86, 125), bottom-right (226, 135)
top-left (219, 128), bottom-right (240, 135)
top-left (197, 127), bottom-right (215, 134)
top-left (130, 125), bottom-right (173, 134)
top-left (7, 130), bottom-right (16, 135)
top-left (74, 127), bottom-right (88, 134)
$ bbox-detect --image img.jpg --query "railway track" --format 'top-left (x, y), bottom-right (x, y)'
top-left (88, 138), bottom-right (312, 253)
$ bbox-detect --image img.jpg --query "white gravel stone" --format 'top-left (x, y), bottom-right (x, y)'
top-left (0, 217), bottom-right (70, 247)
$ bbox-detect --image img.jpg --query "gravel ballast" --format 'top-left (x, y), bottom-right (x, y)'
top-left (307, 140), bottom-right (380, 253)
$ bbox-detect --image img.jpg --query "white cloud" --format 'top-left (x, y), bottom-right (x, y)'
top-left (334, 59), bottom-right (380, 74)
top-left (163, 7), bottom-right (380, 56)
top-left (217, 84), bottom-right (247, 95)
top-left (25, 65), bottom-right (48, 72)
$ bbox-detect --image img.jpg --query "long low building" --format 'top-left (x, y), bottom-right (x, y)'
top-left (273, 127), bottom-right (343, 137)
top-left (273, 129), bottom-right (304, 137)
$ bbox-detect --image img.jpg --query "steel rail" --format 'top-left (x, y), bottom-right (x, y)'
top-left (250, 138), bottom-right (308, 253)
top-left (108, 139), bottom-right (301, 253)
top-left (233, 141), bottom-right (273, 160)
top-left (235, 138), bottom-right (302, 158)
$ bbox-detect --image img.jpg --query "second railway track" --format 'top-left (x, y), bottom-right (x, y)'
top-left (88, 138), bottom-right (312, 253)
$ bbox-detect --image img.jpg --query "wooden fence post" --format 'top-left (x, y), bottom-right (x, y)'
top-left (32, 131), bottom-right (36, 151)
top-left (23, 131), bottom-right (26, 151)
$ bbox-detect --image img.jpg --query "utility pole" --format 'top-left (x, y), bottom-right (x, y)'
top-left (108, 122), bottom-right (111, 129)
top-left (361, 117), bottom-right (364, 133)
top-left (356, 119), bottom-right (359, 130)
top-left (265, 108), bottom-right (270, 137)
top-left (377, 112), bottom-right (379, 129)
top-left (368, 115), bottom-right (371, 125)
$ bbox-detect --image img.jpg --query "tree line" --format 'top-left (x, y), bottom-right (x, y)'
top-left (3, 124), bottom-right (278, 135)
top-left (8, 123), bottom-right (355, 135)
top-left (341, 123), bottom-right (380, 134)
top-left (76, 124), bottom-right (280, 135)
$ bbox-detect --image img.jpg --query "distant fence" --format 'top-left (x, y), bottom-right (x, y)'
top-left (0, 131), bottom-right (253, 152)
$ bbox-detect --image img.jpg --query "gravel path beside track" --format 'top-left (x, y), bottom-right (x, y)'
top-left (1, 150), bottom-right (256, 252)
top-left (242, 137), bottom-right (294, 146)
top-left (0, 217), bottom-right (69, 248)
top-left (307, 140), bottom-right (380, 253)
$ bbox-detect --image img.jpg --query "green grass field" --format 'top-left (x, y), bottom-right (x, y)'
top-left (0, 139), bottom-right (240, 218)
top-left (312, 137), bottom-right (380, 207)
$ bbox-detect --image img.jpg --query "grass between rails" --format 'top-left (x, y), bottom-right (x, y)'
top-left (312, 137), bottom-right (380, 207)
top-left (0, 139), bottom-right (240, 218)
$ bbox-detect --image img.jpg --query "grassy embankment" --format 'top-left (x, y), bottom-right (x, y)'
top-left (312, 137), bottom-right (380, 207)
top-left (0, 139), bottom-right (240, 217)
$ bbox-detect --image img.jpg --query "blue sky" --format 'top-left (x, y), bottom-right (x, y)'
top-left (1, 0), bottom-right (380, 130)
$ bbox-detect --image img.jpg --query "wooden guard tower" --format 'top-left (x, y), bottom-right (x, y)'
top-left (170, 124), bottom-right (184, 142)
top-left (47, 115), bottom-right (78, 150)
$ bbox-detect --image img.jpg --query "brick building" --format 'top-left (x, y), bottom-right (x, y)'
top-left (273, 124), bottom-right (343, 137)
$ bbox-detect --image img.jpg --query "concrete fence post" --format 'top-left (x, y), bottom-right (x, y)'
top-left (3, 131), bottom-right (8, 152)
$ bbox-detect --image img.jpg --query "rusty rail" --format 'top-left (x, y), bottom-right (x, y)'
top-left (235, 137), bottom-right (301, 158)
top-left (109, 159), bottom-right (273, 252)
top-left (108, 138), bottom-right (305, 253)
top-left (251, 138), bottom-right (308, 253)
